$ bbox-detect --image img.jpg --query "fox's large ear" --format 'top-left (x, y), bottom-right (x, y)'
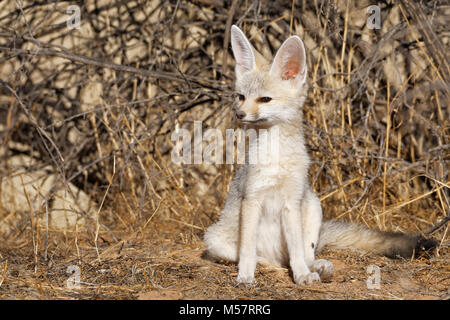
top-left (270, 36), bottom-right (307, 86)
top-left (230, 25), bottom-right (256, 78)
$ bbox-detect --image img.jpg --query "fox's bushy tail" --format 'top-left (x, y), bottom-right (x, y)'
top-left (317, 220), bottom-right (437, 258)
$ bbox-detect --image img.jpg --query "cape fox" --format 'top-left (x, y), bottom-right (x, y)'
top-left (203, 25), bottom-right (436, 285)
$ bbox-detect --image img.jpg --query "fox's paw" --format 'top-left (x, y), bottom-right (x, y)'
top-left (237, 273), bottom-right (255, 285)
top-left (311, 259), bottom-right (334, 281)
top-left (294, 272), bottom-right (321, 285)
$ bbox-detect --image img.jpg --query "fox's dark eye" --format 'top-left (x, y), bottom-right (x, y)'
top-left (257, 96), bottom-right (272, 103)
top-left (237, 94), bottom-right (245, 101)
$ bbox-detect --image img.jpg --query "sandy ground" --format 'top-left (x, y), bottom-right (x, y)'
top-left (0, 226), bottom-right (448, 300)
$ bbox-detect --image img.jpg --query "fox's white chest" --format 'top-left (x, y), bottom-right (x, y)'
top-left (245, 160), bottom-right (305, 194)
top-left (256, 192), bottom-right (289, 266)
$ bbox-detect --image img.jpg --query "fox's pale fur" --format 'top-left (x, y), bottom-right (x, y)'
top-left (203, 25), bottom-right (436, 285)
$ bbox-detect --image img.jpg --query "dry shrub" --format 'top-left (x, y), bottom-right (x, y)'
top-left (0, 0), bottom-right (448, 252)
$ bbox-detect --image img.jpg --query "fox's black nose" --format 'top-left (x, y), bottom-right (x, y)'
top-left (236, 110), bottom-right (246, 120)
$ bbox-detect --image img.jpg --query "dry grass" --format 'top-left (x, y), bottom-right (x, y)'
top-left (0, 0), bottom-right (449, 300)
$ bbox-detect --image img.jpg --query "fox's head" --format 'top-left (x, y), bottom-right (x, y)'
top-left (230, 25), bottom-right (308, 126)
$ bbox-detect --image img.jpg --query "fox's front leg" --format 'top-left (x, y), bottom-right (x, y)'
top-left (282, 198), bottom-right (320, 285)
top-left (302, 190), bottom-right (334, 281)
top-left (237, 198), bottom-right (260, 284)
